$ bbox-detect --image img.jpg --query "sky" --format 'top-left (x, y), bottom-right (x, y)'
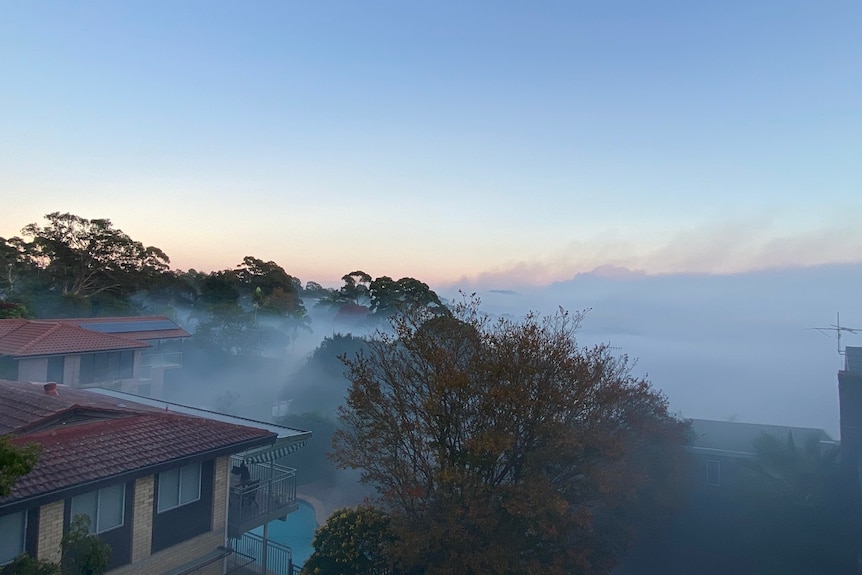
top-left (1, 1), bottom-right (861, 288)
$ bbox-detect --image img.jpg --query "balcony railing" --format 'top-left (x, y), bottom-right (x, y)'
top-left (228, 460), bottom-right (298, 538)
top-left (227, 532), bottom-right (300, 575)
top-left (141, 351), bottom-right (183, 369)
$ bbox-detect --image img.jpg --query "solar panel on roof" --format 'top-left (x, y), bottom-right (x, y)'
top-left (78, 320), bottom-right (180, 333)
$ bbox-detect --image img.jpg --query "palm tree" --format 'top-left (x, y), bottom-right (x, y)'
top-left (736, 431), bottom-right (852, 574)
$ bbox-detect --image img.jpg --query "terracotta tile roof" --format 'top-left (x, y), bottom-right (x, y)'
top-left (0, 380), bottom-right (275, 508)
top-left (0, 320), bottom-right (148, 358)
top-left (0, 379), bottom-right (151, 434)
top-left (0, 319), bottom-right (27, 338)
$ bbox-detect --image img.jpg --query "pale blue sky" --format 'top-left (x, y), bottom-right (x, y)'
top-left (1, 1), bottom-right (860, 287)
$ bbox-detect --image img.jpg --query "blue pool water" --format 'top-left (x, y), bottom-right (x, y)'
top-left (251, 500), bottom-right (318, 567)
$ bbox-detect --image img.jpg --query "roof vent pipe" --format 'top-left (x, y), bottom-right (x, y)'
top-left (43, 382), bottom-right (59, 397)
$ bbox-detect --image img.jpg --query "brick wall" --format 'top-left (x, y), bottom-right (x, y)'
top-left (212, 456), bottom-right (229, 532)
top-left (131, 475), bottom-right (154, 563)
top-left (36, 500), bottom-right (64, 564)
top-left (31, 456), bottom-right (233, 575)
top-left (108, 456), bottom-right (231, 575)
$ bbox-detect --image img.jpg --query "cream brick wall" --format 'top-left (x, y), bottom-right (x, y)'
top-left (31, 457), bottom-right (233, 575)
top-left (131, 476), bottom-right (154, 563)
top-left (36, 500), bottom-right (64, 564)
top-left (212, 456), bottom-right (229, 533)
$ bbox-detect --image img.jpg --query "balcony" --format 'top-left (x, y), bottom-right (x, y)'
top-left (141, 351), bottom-right (183, 369)
top-left (227, 532), bottom-right (301, 575)
top-left (228, 459), bottom-right (299, 538)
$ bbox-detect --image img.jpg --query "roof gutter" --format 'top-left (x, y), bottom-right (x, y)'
top-left (0, 431), bottom-right (276, 515)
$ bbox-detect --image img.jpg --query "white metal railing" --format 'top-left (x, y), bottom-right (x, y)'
top-left (228, 460), bottom-right (298, 533)
top-left (141, 351), bottom-right (183, 368)
top-left (228, 532), bottom-right (297, 574)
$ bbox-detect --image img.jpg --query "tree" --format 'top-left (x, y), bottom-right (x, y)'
top-left (198, 271), bottom-right (241, 308)
top-left (0, 437), bottom-right (40, 497)
top-left (284, 334), bottom-right (369, 415)
top-left (732, 431), bottom-right (855, 573)
top-left (301, 506), bottom-right (395, 575)
top-left (339, 271), bottom-right (373, 304)
top-left (368, 276), bottom-right (446, 318)
top-left (0, 301), bottom-right (31, 319)
top-left (302, 281), bottom-right (330, 299)
top-left (21, 212), bottom-right (170, 300)
top-left (0, 236), bottom-right (40, 297)
top-left (5, 555), bottom-right (61, 575)
top-left (60, 515), bottom-right (111, 575)
top-left (235, 256), bottom-right (306, 317)
top-left (332, 298), bottom-right (691, 575)
top-left (193, 307), bottom-right (268, 358)
top-left (278, 412), bottom-right (339, 485)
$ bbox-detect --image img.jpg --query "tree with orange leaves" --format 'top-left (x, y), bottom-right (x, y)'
top-left (333, 297), bottom-right (691, 575)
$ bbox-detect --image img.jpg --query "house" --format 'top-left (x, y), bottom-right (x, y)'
top-left (689, 418), bottom-right (837, 488)
top-left (838, 346), bottom-right (862, 514)
top-left (0, 316), bottom-right (189, 397)
top-left (614, 418), bottom-right (839, 575)
top-left (0, 379), bottom-right (311, 574)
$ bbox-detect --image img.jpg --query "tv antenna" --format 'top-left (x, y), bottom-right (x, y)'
top-left (808, 312), bottom-right (861, 356)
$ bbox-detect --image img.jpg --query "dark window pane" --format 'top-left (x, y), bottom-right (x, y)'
top-left (0, 511), bottom-right (26, 565)
top-left (97, 484), bottom-right (125, 532)
top-left (118, 351), bottom-right (134, 379)
top-left (158, 468), bottom-right (180, 512)
top-left (47, 356), bottom-right (65, 384)
top-left (70, 491), bottom-right (98, 534)
top-left (180, 463), bottom-right (201, 505)
top-left (80, 354), bottom-right (95, 384)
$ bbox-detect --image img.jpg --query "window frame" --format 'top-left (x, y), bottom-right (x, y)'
top-left (70, 483), bottom-right (127, 534)
top-left (0, 510), bottom-right (27, 566)
top-left (47, 355), bottom-right (65, 384)
top-left (79, 350), bottom-right (135, 384)
top-left (157, 462), bottom-right (202, 513)
top-left (706, 458), bottom-right (721, 487)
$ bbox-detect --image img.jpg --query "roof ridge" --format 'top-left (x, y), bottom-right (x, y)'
top-left (15, 322), bottom-right (62, 355)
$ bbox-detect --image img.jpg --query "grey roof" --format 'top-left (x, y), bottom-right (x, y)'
top-left (846, 347), bottom-right (862, 374)
top-left (690, 418), bottom-right (835, 456)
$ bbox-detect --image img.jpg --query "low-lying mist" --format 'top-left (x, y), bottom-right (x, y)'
top-left (444, 263), bottom-right (862, 437)
top-left (160, 262), bottom-right (860, 513)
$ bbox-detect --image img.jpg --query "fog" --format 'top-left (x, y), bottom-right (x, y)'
top-left (441, 263), bottom-right (862, 437)
top-left (138, 262), bottom-right (862, 568)
top-left (159, 263), bottom-right (862, 443)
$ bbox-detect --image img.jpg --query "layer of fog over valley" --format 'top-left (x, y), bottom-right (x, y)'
top-left (170, 263), bottom-right (862, 441)
top-left (452, 264), bottom-right (862, 438)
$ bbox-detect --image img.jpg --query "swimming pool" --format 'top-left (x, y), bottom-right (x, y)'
top-left (251, 500), bottom-right (318, 568)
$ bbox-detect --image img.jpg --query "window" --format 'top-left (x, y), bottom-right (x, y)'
top-left (0, 511), bottom-right (27, 565)
top-left (70, 484), bottom-right (126, 534)
top-left (0, 356), bottom-right (19, 381)
top-left (706, 459), bottom-right (721, 486)
top-left (158, 462), bottom-right (201, 513)
top-left (79, 351), bottom-right (135, 384)
top-left (47, 356), bottom-right (65, 384)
